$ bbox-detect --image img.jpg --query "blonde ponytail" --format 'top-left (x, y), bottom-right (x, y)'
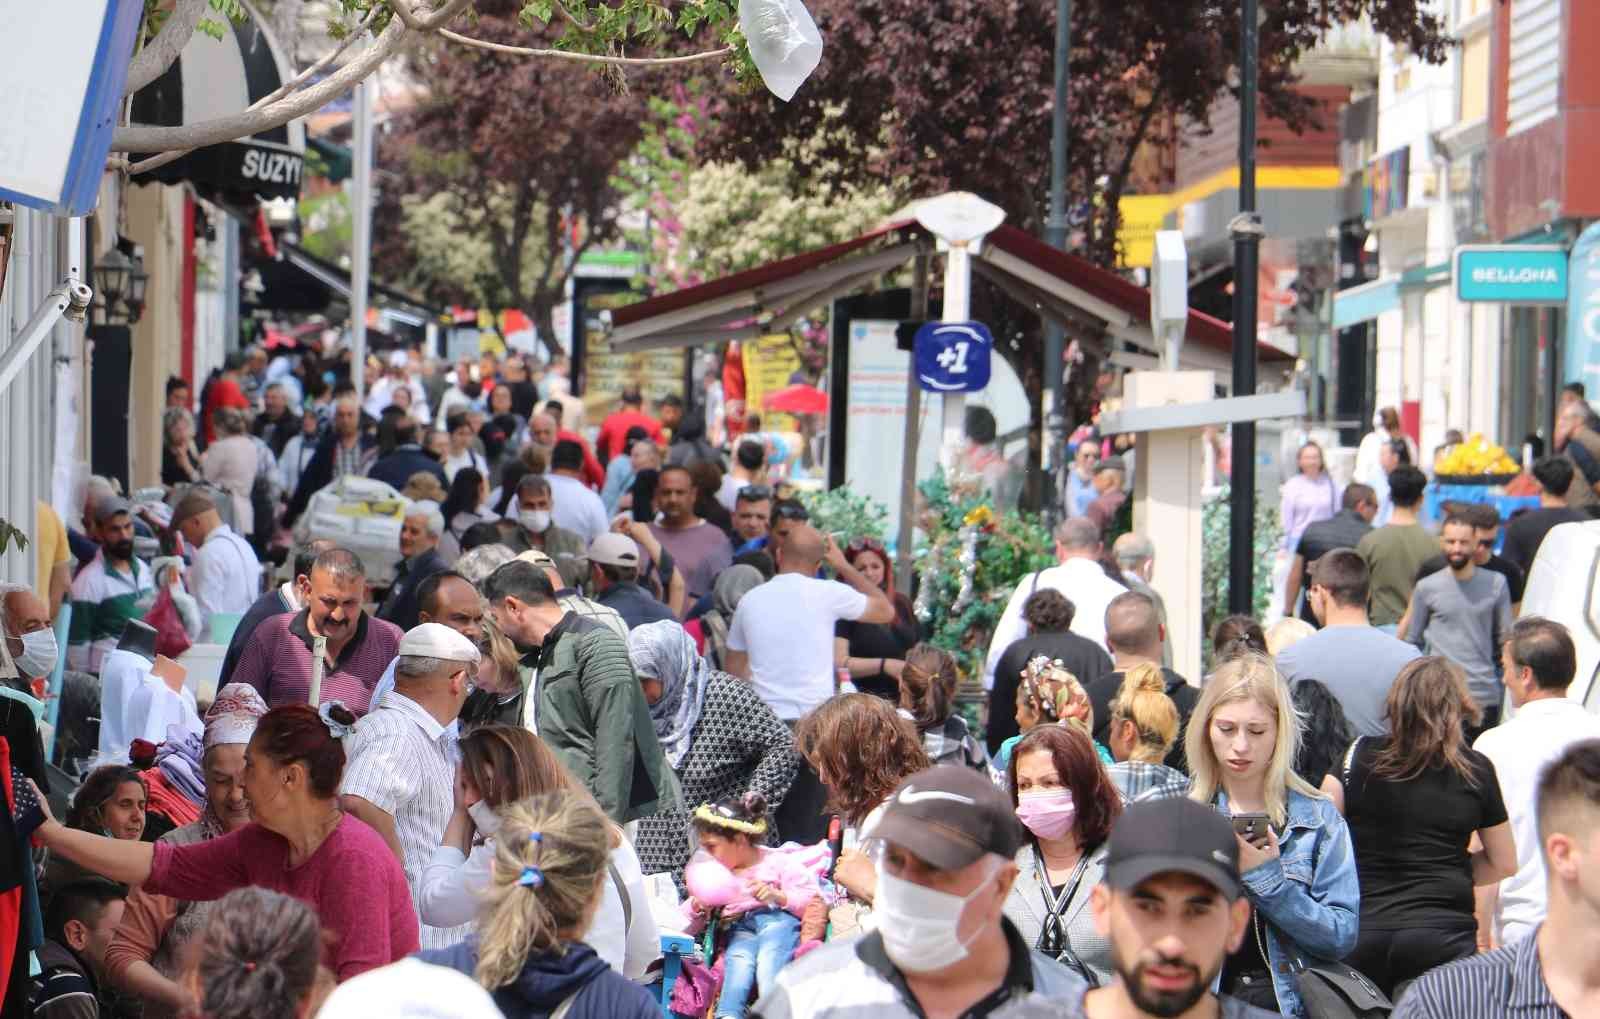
top-left (1109, 662), bottom-right (1178, 764)
top-left (475, 792), bottom-right (610, 990)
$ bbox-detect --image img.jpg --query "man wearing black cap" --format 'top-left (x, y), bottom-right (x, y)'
top-left (753, 765), bottom-right (1088, 1019)
top-left (67, 498), bottom-right (154, 672)
top-left (1064, 799), bottom-right (1277, 1018)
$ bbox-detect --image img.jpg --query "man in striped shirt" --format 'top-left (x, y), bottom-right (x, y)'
top-left (340, 623), bottom-right (478, 950)
top-left (1396, 739), bottom-right (1600, 1018)
top-left (66, 499), bottom-right (154, 673)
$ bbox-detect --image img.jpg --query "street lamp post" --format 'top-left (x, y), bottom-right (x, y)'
top-left (1043, 0), bottom-right (1071, 522)
top-left (1228, 0), bottom-right (1263, 614)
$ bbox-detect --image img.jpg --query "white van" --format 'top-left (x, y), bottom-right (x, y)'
top-left (1518, 519), bottom-right (1600, 709)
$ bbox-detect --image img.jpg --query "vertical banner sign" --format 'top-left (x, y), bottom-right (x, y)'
top-left (845, 321), bottom-right (912, 530)
top-left (1565, 221), bottom-right (1600, 399)
top-left (742, 335), bottom-right (802, 434)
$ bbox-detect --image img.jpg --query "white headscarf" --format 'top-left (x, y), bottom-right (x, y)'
top-left (203, 683), bottom-right (269, 750)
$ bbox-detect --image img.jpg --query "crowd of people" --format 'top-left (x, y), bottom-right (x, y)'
top-left (9, 353), bottom-right (1600, 1018)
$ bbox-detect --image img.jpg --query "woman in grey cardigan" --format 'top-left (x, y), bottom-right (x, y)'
top-left (1001, 722), bottom-right (1123, 986)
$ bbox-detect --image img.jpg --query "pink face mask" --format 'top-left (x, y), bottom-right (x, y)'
top-left (1015, 789), bottom-right (1077, 841)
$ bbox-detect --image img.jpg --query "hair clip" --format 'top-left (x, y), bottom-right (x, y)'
top-left (318, 700), bottom-right (354, 740)
top-left (519, 832), bottom-right (545, 888)
top-left (243, 961), bottom-right (257, 973)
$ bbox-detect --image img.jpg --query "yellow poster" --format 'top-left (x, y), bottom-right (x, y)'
top-left (742, 334), bottom-right (802, 434)
top-left (1117, 194), bottom-right (1175, 268)
top-left (581, 328), bottom-right (684, 420)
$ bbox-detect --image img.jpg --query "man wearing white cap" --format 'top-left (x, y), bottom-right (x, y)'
top-left (339, 623), bottom-right (478, 949)
top-left (589, 533), bottom-right (674, 630)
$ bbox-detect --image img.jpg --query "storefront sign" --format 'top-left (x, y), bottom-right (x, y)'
top-left (1454, 245), bottom-right (1568, 304)
top-left (1364, 146), bottom-right (1410, 221)
top-left (742, 334), bottom-right (802, 434)
top-left (1564, 222), bottom-right (1600, 395)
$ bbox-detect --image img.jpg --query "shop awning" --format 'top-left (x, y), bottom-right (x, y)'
top-left (129, 0), bottom-right (305, 201)
top-left (609, 215), bottom-right (1293, 369)
top-left (1332, 276), bottom-right (1400, 330)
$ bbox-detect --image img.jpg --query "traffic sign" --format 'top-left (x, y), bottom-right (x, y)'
top-left (914, 321), bottom-right (992, 392)
top-left (1455, 245), bottom-right (1568, 304)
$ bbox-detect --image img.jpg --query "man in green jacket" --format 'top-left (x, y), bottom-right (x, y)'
top-left (482, 559), bottom-right (680, 823)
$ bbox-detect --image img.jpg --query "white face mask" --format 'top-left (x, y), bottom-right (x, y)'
top-left (874, 862), bottom-right (993, 973)
top-left (519, 509), bottom-right (551, 534)
top-left (9, 628), bottom-right (57, 678)
top-left (467, 800), bottom-right (501, 836)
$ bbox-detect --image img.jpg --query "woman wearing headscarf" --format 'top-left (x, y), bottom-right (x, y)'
top-left (626, 621), bottom-right (798, 881)
top-left (104, 684), bottom-right (270, 1017)
top-left (684, 563), bottom-right (763, 669)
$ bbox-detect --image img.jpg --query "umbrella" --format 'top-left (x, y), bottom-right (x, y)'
top-left (764, 383), bottom-right (829, 415)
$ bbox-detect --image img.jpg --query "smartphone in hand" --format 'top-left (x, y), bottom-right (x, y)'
top-left (1231, 812), bottom-right (1273, 847)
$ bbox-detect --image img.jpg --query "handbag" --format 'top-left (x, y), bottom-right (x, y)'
top-left (143, 586), bottom-right (192, 659)
top-left (1286, 950), bottom-right (1393, 1019)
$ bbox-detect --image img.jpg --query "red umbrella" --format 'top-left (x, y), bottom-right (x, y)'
top-left (764, 383), bottom-right (829, 415)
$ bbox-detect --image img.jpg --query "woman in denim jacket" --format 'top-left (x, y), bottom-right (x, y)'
top-left (1187, 653), bottom-right (1360, 1017)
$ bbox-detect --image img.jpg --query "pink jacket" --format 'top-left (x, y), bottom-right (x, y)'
top-left (681, 847), bottom-right (820, 928)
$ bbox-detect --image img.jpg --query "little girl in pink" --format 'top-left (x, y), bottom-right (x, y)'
top-left (682, 792), bottom-right (819, 1019)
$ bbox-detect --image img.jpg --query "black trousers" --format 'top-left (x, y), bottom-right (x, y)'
top-left (1345, 925), bottom-right (1477, 999)
top-left (774, 737), bottom-right (831, 845)
top-left (1464, 705), bottom-right (1503, 748)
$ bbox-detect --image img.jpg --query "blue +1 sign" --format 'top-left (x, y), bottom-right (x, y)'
top-left (1454, 245), bottom-right (1569, 304)
top-left (914, 321), bottom-right (993, 392)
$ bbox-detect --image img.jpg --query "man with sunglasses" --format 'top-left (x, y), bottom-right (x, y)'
top-left (1404, 513), bottom-right (1513, 740)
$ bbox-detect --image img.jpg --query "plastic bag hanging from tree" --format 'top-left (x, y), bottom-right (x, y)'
top-left (739, 0), bottom-right (823, 102)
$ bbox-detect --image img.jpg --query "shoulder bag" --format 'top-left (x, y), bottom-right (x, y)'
top-left (1275, 736), bottom-right (1391, 1019)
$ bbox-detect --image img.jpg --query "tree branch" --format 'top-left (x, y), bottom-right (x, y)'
top-left (437, 28), bottom-right (733, 66)
top-left (123, 0), bottom-right (209, 97)
top-left (390, 0), bottom-right (477, 32)
top-left (127, 4), bottom-right (383, 175)
top-left (112, 15), bottom-right (412, 153)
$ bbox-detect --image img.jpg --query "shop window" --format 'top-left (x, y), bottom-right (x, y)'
top-left (1459, 32), bottom-right (1489, 124)
top-left (1508, 0), bottom-right (1560, 137)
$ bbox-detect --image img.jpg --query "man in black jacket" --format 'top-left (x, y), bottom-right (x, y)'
top-left (284, 395), bottom-right (370, 526)
top-left (367, 418), bottom-right (447, 493)
top-left (30, 880), bottom-right (126, 1019)
top-left (1088, 591), bottom-right (1199, 772)
top-left (378, 502), bottom-right (449, 631)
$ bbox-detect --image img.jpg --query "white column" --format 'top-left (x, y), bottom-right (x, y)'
top-left (1124, 369), bottom-right (1215, 683)
top-left (939, 242), bottom-right (973, 469)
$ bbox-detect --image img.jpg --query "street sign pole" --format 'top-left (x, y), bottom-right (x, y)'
top-left (1228, 0), bottom-right (1262, 615)
top-left (1043, 0), bottom-right (1071, 521)
top-left (941, 242), bottom-right (974, 468)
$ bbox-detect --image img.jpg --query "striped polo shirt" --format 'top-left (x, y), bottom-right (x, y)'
top-left (232, 609), bottom-right (402, 715)
top-left (1394, 928), bottom-right (1568, 1018)
top-left (66, 552), bottom-right (154, 672)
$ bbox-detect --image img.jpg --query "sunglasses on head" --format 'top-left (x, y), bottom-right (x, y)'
top-left (772, 504), bottom-right (810, 521)
top-left (1477, 538), bottom-right (1494, 549)
top-left (847, 536), bottom-right (885, 554)
top-left (738, 485), bottom-right (773, 502)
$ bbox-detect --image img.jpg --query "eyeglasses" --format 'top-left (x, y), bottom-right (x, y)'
top-left (738, 485), bottom-right (773, 502)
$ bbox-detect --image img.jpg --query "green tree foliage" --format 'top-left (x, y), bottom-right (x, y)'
top-left (1200, 484), bottom-right (1283, 669)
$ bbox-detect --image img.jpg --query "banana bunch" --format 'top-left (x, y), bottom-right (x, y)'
top-left (1434, 433), bottom-right (1520, 475)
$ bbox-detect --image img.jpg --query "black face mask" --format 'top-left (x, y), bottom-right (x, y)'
top-left (107, 539), bottom-right (135, 561)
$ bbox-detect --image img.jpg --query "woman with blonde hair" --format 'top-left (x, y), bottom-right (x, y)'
top-left (418, 792), bottom-right (660, 1019)
top-left (1321, 657), bottom-right (1516, 998)
top-left (457, 616), bottom-right (531, 729)
top-left (1186, 652), bottom-right (1359, 1017)
top-left (1102, 663), bottom-right (1188, 802)
top-left (419, 725), bottom-right (657, 979)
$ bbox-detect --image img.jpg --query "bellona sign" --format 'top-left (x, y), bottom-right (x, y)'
top-left (1454, 245), bottom-right (1569, 304)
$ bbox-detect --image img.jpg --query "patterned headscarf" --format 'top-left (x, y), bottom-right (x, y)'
top-left (1018, 655), bottom-right (1095, 737)
top-left (203, 683), bottom-right (269, 750)
top-left (627, 620), bottom-right (712, 769)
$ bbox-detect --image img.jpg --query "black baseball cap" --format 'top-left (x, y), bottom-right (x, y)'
top-left (1104, 799), bottom-right (1243, 901)
top-left (865, 765), bottom-right (1027, 870)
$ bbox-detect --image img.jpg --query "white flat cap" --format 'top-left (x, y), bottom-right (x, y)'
top-left (398, 622), bottom-right (481, 664)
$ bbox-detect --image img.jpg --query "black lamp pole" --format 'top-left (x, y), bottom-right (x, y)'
top-left (1228, 0), bottom-right (1262, 614)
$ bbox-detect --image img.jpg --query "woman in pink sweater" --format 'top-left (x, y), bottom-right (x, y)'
top-left (31, 703), bottom-right (418, 981)
top-left (683, 792), bottom-right (818, 1019)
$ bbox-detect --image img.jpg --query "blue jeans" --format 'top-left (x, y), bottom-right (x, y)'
top-left (715, 907), bottom-right (800, 1019)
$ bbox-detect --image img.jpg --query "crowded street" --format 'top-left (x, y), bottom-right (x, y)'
top-left (4, 0), bottom-right (1600, 1017)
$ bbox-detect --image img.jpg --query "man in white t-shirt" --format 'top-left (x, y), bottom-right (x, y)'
top-left (982, 517), bottom-right (1126, 690)
top-left (725, 524), bottom-right (893, 720)
top-left (1474, 616), bottom-right (1600, 947)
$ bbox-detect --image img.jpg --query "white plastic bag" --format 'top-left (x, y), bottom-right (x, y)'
top-left (739, 0), bottom-right (823, 102)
